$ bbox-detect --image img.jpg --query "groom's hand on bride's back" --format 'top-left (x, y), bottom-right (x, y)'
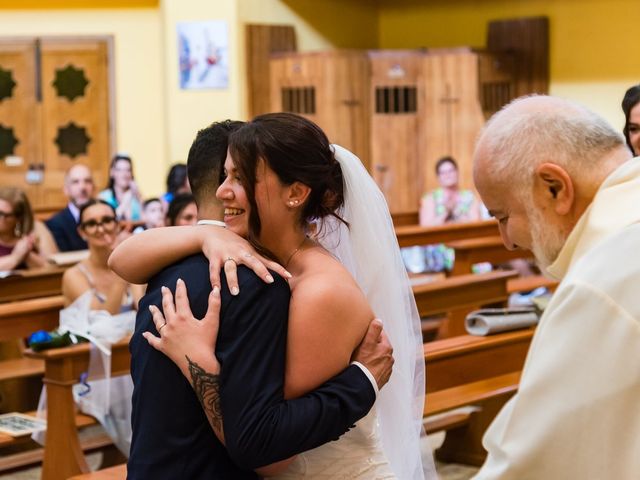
top-left (352, 318), bottom-right (394, 390)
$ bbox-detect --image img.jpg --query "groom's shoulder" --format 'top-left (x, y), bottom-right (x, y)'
top-left (148, 253), bottom-right (208, 288)
top-left (224, 268), bottom-right (291, 324)
top-left (235, 266), bottom-right (290, 299)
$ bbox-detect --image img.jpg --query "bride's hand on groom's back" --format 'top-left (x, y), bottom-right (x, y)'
top-left (351, 318), bottom-right (394, 390)
top-left (199, 226), bottom-right (292, 295)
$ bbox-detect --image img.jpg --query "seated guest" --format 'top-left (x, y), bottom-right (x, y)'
top-left (404, 156), bottom-right (481, 273)
top-left (46, 163), bottom-right (95, 251)
top-left (166, 192), bottom-right (197, 226)
top-left (0, 187), bottom-right (58, 270)
top-left (99, 153), bottom-right (143, 221)
top-left (62, 199), bottom-right (144, 313)
top-left (622, 84), bottom-right (640, 155)
top-left (420, 156), bottom-right (481, 225)
top-left (133, 198), bottom-right (165, 233)
top-left (161, 163), bottom-right (190, 209)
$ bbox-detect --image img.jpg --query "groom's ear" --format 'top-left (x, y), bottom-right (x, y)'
top-left (286, 181), bottom-right (311, 208)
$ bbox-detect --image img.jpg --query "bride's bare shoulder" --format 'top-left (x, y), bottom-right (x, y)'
top-left (291, 252), bottom-right (373, 330)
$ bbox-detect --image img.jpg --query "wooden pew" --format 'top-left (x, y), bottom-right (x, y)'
top-left (396, 220), bottom-right (498, 248)
top-left (391, 210), bottom-right (419, 227)
top-left (424, 329), bottom-right (533, 465)
top-left (507, 274), bottom-right (558, 294)
top-left (0, 295), bottom-right (64, 342)
top-left (0, 295), bottom-right (64, 399)
top-left (22, 326), bottom-right (533, 476)
top-left (447, 236), bottom-right (532, 275)
top-left (413, 270), bottom-right (517, 338)
top-left (0, 295), bottom-right (66, 470)
top-left (69, 464), bottom-right (127, 480)
top-left (0, 267), bottom-right (67, 303)
top-left (24, 339), bottom-right (130, 480)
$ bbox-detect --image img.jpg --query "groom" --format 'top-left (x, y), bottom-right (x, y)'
top-left (127, 120), bottom-right (393, 479)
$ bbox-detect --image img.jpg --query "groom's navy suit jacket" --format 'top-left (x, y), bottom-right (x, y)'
top-left (45, 206), bottom-right (87, 252)
top-left (128, 254), bottom-right (376, 479)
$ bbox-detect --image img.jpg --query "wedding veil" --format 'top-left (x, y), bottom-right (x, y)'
top-left (316, 144), bottom-right (436, 479)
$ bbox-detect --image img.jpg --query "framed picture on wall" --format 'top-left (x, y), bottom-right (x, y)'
top-left (177, 20), bottom-right (229, 90)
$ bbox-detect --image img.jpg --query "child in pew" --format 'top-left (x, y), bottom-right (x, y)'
top-left (0, 186), bottom-right (58, 271)
top-left (133, 198), bottom-right (165, 233)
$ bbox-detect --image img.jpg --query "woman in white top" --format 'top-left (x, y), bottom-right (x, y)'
top-left (63, 199), bottom-right (144, 313)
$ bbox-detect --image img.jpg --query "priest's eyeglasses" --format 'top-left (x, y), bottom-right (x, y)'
top-left (80, 216), bottom-right (118, 235)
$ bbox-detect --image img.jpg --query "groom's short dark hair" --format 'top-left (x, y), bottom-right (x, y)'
top-left (187, 120), bottom-right (244, 206)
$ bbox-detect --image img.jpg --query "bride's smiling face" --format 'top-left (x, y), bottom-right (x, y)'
top-left (216, 152), bottom-right (290, 242)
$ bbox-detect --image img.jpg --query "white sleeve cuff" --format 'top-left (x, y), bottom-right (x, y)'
top-left (350, 361), bottom-right (379, 398)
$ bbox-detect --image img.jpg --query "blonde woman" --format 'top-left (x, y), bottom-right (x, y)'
top-left (0, 186), bottom-right (57, 270)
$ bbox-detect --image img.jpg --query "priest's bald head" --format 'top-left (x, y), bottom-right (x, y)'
top-left (473, 95), bottom-right (632, 270)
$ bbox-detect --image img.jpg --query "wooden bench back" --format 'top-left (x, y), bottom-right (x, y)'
top-left (0, 267), bottom-right (67, 303)
top-left (412, 270), bottom-right (516, 318)
top-left (25, 339), bottom-right (130, 480)
top-left (425, 329), bottom-right (533, 393)
top-left (396, 220), bottom-right (498, 248)
top-left (447, 236), bottom-right (533, 275)
top-left (0, 295), bottom-right (64, 342)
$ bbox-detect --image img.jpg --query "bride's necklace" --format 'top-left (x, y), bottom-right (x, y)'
top-left (284, 236), bottom-right (308, 269)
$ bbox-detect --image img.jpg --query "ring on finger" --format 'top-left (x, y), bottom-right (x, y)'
top-left (158, 322), bottom-right (167, 332)
top-left (223, 257), bottom-right (236, 265)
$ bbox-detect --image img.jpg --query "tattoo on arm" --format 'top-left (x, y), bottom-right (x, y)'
top-left (186, 355), bottom-right (225, 442)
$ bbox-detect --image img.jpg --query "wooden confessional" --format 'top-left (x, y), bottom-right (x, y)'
top-left (269, 50), bottom-right (371, 169)
top-left (261, 17), bottom-right (548, 214)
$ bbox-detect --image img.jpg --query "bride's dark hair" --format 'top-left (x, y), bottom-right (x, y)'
top-left (228, 112), bottom-right (345, 260)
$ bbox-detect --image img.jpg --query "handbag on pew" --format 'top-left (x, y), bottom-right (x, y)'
top-left (465, 295), bottom-right (550, 336)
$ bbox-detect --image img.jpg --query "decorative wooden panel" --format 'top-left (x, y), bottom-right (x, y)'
top-left (0, 36), bottom-right (112, 211)
top-left (422, 49), bottom-right (485, 195)
top-left (246, 24), bottom-right (296, 118)
top-left (487, 17), bottom-right (549, 97)
top-left (369, 50), bottom-right (424, 213)
top-left (477, 51), bottom-right (516, 119)
top-left (0, 39), bottom-right (39, 199)
top-left (270, 51), bottom-right (370, 168)
top-left (39, 37), bottom-right (111, 208)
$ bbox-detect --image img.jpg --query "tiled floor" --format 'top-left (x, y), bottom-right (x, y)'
top-left (0, 433), bottom-right (479, 479)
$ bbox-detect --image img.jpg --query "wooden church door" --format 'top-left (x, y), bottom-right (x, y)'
top-left (0, 36), bottom-right (113, 213)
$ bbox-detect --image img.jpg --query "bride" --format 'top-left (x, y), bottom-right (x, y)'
top-left (110, 113), bottom-right (434, 479)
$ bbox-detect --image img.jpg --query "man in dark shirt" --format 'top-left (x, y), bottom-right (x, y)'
top-left (46, 164), bottom-right (94, 251)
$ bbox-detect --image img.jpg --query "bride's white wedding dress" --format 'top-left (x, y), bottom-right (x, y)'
top-left (271, 407), bottom-right (395, 479)
top-left (272, 145), bottom-right (434, 479)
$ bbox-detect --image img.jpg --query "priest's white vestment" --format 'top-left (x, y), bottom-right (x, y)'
top-left (475, 157), bottom-right (640, 479)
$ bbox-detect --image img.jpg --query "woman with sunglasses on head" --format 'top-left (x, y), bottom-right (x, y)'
top-left (62, 199), bottom-right (144, 313)
top-left (0, 186), bottom-right (58, 270)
